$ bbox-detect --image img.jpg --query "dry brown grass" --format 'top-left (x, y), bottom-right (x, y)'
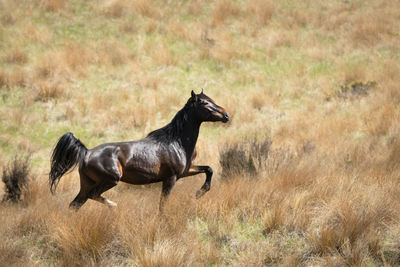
top-left (247, 0), bottom-right (275, 26)
top-left (0, 0), bottom-right (400, 265)
top-left (40, 0), bottom-right (68, 12)
top-left (0, 68), bottom-right (27, 88)
top-left (0, 146), bottom-right (399, 265)
top-left (2, 47), bottom-right (28, 65)
top-left (152, 43), bottom-right (176, 67)
top-left (350, 11), bottom-right (393, 47)
top-left (187, 0), bottom-right (203, 16)
top-left (99, 0), bottom-right (161, 18)
top-left (212, 0), bottom-right (241, 25)
top-left (34, 78), bottom-right (65, 102)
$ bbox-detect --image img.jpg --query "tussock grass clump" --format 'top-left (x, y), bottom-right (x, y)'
top-left (212, 0), bottom-right (241, 25)
top-left (336, 81), bottom-right (376, 100)
top-left (307, 190), bottom-right (396, 265)
top-left (39, 0), bottom-right (68, 12)
top-left (34, 79), bottom-right (65, 102)
top-left (0, 68), bottom-right (27, 89)
top-left (2, 156), bottom-right (30, 203)
top-left (52, 209), bottom-right (119, 264)
top-left (99, 0), bottom-right (161, 19)
top-left (34, 80), bottom-right (64, 102)
top-left (247, 0), bottom-right (275, 26)
top-left (0, 70), bottom-right (8, 88)
top-left (2, 48), bottom-right (28, 65)
top-left (219, 138), bottom-right (271, 179)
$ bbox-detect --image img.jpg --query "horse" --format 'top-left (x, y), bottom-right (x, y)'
top-left (49, 90), bottom-right (230, 212)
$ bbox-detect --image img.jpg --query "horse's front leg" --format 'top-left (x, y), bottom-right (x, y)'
top-left (159, 175), bottom-right (177, 213)
top-left (181, 165), bottom-right (213, 199)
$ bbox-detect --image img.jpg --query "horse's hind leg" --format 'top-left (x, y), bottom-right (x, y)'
top-left (69, 191), bottom-right (88, 210)
top-left (93, 195), bottom-right (117, 207)
top-left (69, 172), bottom-right (92, 210)
top-left (88, 181), bottom-right (118, 207)
top-left (86, 169), bottom-right (120, 207)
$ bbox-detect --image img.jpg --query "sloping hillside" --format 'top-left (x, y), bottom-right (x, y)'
top-left (0, 0), bottom-right (399, 265)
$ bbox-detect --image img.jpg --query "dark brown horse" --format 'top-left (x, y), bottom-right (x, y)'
top-left (49, 90), bottom-right (230, 211)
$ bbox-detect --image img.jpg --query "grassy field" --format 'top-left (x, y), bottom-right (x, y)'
top-left (0, 0), bottom-right (400, 265)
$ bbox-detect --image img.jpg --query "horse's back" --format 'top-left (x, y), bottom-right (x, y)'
top-left (82, 137), bottom-right (188, 184)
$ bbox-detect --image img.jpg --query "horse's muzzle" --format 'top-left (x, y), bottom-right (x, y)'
top-left (222, 112), bottom-right (230, 123)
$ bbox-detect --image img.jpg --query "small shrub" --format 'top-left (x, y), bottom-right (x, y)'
top-left (336, 81), bottom-right (376, 99)
top-left (219, 138), bottom-right (271, 179)
top-left (2, 156), bottom-right (30, 203)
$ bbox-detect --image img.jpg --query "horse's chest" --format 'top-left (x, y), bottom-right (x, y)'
top-left (168, 143), bottom-right (193, 175)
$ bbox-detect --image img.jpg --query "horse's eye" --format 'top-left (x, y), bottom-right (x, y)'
top-left (199, 100), bottom-right (207, 105)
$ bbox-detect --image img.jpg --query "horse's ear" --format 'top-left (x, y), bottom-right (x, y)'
top-left (191, 90), bottom-right (197, 101)
top-left (201, 88), bottom-right (204, 95)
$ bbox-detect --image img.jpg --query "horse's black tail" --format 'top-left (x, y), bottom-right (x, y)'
top-left (49, 132), bottom-right (87, 194)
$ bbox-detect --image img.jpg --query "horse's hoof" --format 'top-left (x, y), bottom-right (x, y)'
top-left (195, 189), bottom-right (206, 199)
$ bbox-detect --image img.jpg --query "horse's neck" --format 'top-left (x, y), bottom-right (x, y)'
top-left (179, 118), bottom-right (201, 160)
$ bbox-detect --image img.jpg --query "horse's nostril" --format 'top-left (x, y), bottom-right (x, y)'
top-left (224, 113), bottom-right (230, 121)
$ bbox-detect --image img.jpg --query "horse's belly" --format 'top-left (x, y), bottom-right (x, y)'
top-left (120, 168), bottom-right (162, 185)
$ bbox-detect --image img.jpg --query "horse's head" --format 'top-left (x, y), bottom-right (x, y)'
top-left (189, 90), bottom-right (230, 123)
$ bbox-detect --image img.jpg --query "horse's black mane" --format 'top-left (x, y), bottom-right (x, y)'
top-left (146, 101), bottom-right (192, 143)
